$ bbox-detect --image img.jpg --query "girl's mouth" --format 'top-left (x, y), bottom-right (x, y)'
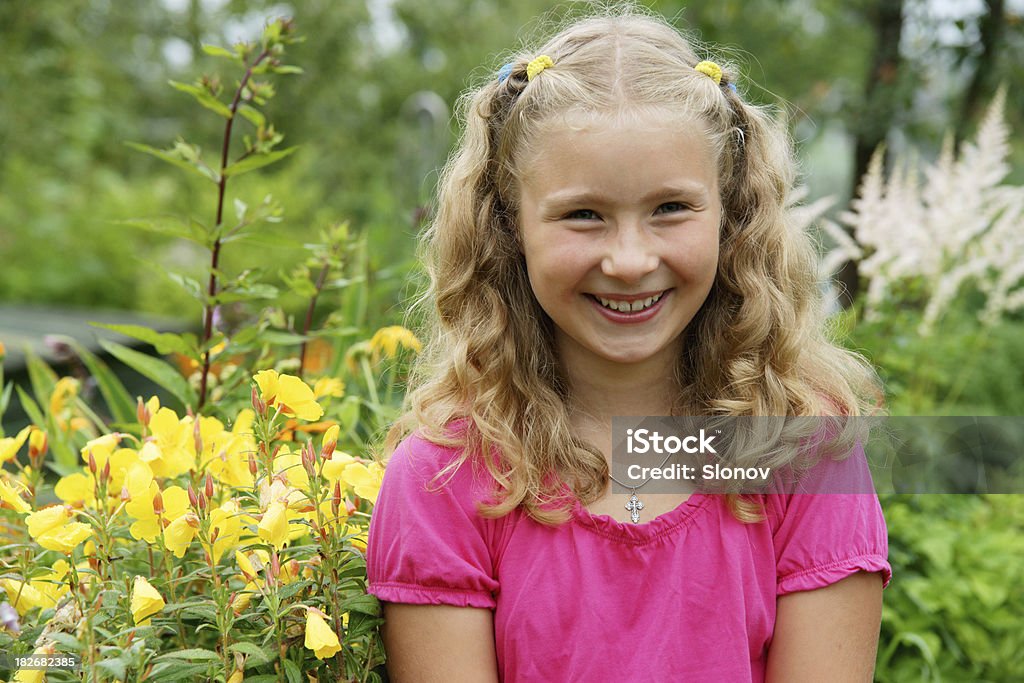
top-left (586, 290), bottom-right (670, 322)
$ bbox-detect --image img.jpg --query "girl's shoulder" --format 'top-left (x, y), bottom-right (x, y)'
top-left (383, 422), bottom-right (501, 504)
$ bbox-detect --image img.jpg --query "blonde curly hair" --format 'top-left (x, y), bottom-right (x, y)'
top-left (383, 6), bottom-right (882, 524)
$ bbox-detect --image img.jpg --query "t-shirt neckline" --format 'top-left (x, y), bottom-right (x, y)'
top-left (571, 492), bottom-right (712, 545)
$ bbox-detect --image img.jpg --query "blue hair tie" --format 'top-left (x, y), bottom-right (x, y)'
top-left (497, 62), bottom-right (514, 83)
top-left (727, 82), bottom-right (737, 93)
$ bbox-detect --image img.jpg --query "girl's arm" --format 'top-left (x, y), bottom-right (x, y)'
top-left (381, 603), bottom-right (500, 682)
top-left (765, 570), bottom-right (883, 682)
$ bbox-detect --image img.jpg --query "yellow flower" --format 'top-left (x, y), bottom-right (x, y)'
top-left (49, 376), bottom-right (80, 418)
top-left (28, 426), bottom-right (47, 454)
top-left (164, 512), bottom-right (200, 558)
top-left (254, 370), bottom-right (324, 422)
top-left (313, 377), bottom-right (345, 399)
top-left (209, 409), bottom-right (256, 488)
top-left (27, 505), bottom-right (73, 539)
top-left (81, 433), bottom-right (122, 470)
top-left (54, 472), bottom-right (94, 506)
top-left (322, 451), bottom-right (357, 482)
top-left (273, 446), bottom-right (309, 490)
top-left (14, 643), bottom-right (54, 683)
top-left (126, 484), bottom-right (188, 543)
top-left (37, 522), bottom-right (93, 553)
top-left (341, 462), bottom-right (384, 504)
top-left (139, 408), bottom-right (193, 478)
top-left (368, 326), bottom-right (422, 359)
top-left (0, 561), bottom-right (70, 616)
top-left (304, 608), bottom-right (342, 659)
top-left (130, 575), bottom-right (165, 625)
top-left (0, 426), bottom-right (32, 463)
top-left (258, 501), bottom-right (290, 550)
top-left (207, 500), bottom-right (241, 564)
top-left (0, 478), bottom-right (31, 513)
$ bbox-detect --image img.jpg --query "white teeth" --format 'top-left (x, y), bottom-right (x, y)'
top-left (595, 292), bottom-right (663, 313)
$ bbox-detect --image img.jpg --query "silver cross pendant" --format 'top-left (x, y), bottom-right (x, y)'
top-left (625, 491), bottom-right (644, 523)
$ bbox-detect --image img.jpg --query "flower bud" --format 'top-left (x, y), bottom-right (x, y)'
top-left (28, 429), bottom-right (48, 461)
top-left (188, 485), bottom-right (199, 510)
top-left (248, 454), bottom-right (258, 477)
top-left (251, 385), bottom-right (267, 418)
top-left (193, 419), bottom-right (203, 455)
top-left (197, 492), bottom-right (207, 511)
top-left (321, 424), bottom-right (339, 462)
top-left (332, 482), bottom-right (342, 517)
top-left (87, 450), bottom-right (97, 474)
top-left (120, 486), bottom-right (131, 502)
top-left (204, 473), bottom-right (214, 500)
top-left (345, 498), bottom-right (357, 516)
top-left (269, 551), bottom-right (281, 580)
top-left (101, 459), bottom-right (111, 486)
top-left (210, 527), bottom-right (220, 546)
top-left (153, 491), bottom-right (165, 516)
top-left (301, 444), bottom-right (316, 478)
top-left (136, 396), bottom-right (151, 428)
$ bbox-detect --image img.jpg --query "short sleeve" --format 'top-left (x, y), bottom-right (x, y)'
top-left (766, 442), bottom-right (892, 596)
top-left (366, 433), bottom-right (501, 609)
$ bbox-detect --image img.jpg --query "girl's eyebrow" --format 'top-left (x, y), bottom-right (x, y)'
top-left (540, 183), bottom-right (710, 209)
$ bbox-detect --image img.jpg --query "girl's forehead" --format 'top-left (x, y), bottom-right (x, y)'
top-left (515, 107), bottom-right (716, 169)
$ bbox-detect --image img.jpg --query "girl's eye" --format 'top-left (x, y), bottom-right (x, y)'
top-left (565, 209), bottom-right (599, 220)
top-left (655, 202), bottom-right (689, 215)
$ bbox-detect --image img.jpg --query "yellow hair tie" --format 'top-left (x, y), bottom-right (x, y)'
top-left (694, 60), bottom-right (723, 85)
top-left (527, 55), bottom-right (554, 81)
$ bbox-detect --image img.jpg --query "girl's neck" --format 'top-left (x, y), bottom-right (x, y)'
top-left (561, 352), bottom-right (680, 428)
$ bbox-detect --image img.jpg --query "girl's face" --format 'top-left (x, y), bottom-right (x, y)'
top-left (517, 111), bottom-right (721, 374)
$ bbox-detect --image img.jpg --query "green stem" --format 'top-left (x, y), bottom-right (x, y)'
top-left (360, 357), bottom-right (379, 407)
top-left (198, 46), bottom-right (272, 411)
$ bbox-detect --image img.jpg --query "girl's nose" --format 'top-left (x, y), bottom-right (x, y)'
top-left (600, 227), bottom-right (659, 283)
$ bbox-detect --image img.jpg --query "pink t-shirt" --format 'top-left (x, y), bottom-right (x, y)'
top-left (367, 432), bottom-right (892, 681)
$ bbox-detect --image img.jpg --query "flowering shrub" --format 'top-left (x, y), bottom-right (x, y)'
top-left (0, 362), bottom-right (403, 681)
top-left (0, 16), bottom-right (423, 681)
top-left (820, 88), bottom-right (1024, 335)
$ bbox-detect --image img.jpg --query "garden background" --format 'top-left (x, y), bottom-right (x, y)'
top-left (1, 0), bottom-right (1022, 681)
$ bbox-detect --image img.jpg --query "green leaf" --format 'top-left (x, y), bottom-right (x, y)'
top-left (24, 348), bottom-right (58, 407)
top-left (67, 341), bottom-right (137, 427)
top-left (125, 142), bottom-right (219, 183)
top-left (340, 593), bottom-right (380, 616)
top-left (154, 648), bottom-right (221, 661)
top-left (237, 104), bottom-right (266, 128)
top-left (98, 340), bottom-right (197, 409)
top-left (283, 658), bottom-right (302, 683)
top-left (201, 44), bottom-right (237, 60)
top-left (116, 217), bottom-right (210, 247)
top-left (96, 657), bottom-right (128, 680)
top-left (229, 641), bottom-right (273, 668)
top-left (222, 147), bottom-right (298, 177)
top-left (89, 323), bottom-right (198, 358)
top-left (212, 284), bottom-right (279, 305)
top-left (167, 272), bottom-right (206, 302)
top-left (0, 382), bottom-right (13, 421)
top-left (16, 385), bottom-right (46, 432)
top-left (271, 65), bottom-right (304, 75)
top-left (169, 80), bottom-right (234, 118)
top-left (147, 662), bottom-right (215, 681)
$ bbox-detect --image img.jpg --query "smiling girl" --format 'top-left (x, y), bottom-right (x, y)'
top-left (366, 7), bottom-right (890, 681)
